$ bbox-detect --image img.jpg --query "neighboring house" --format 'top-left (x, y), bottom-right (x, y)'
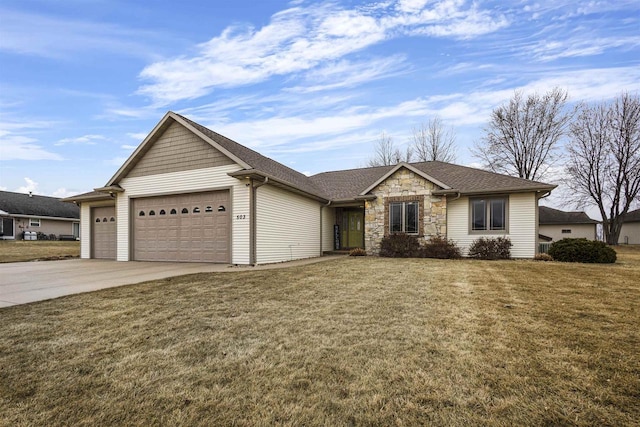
top-left (0, 191), bottom-right (80, 240)
top-left (64, 112), bottom-right (556, 264)
top-left (538, 206), bottom-right (599, 242)
top-left (619, 208), bottom-right (640, 244)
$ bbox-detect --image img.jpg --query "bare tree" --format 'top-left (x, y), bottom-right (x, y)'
top-left (473, 87), bottom-right (573, 180)
top-left (566, 92), bottom-right (640, 245)
top-left (368, 132), bottom-right (412, 166)
top-left (412, 117), bottom-right (456, 163)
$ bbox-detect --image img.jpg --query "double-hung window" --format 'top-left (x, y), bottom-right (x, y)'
top-left (471, 197), bottom-right (507, 232)
top-left (389, 201), bottom-right (419, 234)
top-left (30, 218), bottom-right (41, 227)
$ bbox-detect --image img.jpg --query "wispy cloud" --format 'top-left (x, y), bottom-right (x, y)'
top-left (0, 114), bottom-right (63, 161)
top-left (137, 0), bottom-right (507, 104)
top-left (0, 8), bottom-right (164, 59)
top-left (531, 36), bottom-right (640, 62)
top-left (55, 134), bottom-right (107, 146)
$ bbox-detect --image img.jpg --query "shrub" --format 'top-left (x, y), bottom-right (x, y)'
top-left (548, 238), bottom-right (616, 263)
top-left (468, 237), bottom-right (512, 260)
top-left (534, 253), bottom-right (554, 262)
top-left (349, 248), bottom-right (367, 257)
top-left (422, 235), bottom-right (461, 259)
top-left (379, 233), bottom-right (422, 258)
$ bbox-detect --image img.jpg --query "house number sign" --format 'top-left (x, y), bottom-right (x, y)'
top-left (236, 214), bottom-right (246, 220)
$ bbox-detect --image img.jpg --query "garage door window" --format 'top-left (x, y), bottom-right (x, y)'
top-left (170, 209), bottom-right (177, 214)
top-left (193, 207), bottom-right (201, 213)
top-left (139, 211), bottom-right (145, 216)
top-left (160, 210), bottom-right (166, 215)
top-left (149, 210), bottom-right (155, 216)
top-left (181, 208), bottom-right (188, 214)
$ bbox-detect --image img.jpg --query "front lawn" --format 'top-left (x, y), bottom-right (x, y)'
top-left (0, 250), bottom-right (638, 425)
top-left (0, 240), bottom-right (80, 263)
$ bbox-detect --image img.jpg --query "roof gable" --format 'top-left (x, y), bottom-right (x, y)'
top-left (359, 162), bottom-right (450, 195)
top-left (107, 112), bottom-right (250, 185)
top-left (0, 191), bottom-right (79, 219)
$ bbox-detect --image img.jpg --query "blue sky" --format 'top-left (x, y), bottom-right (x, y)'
top-left (1, 0), bottom-right (639, 211)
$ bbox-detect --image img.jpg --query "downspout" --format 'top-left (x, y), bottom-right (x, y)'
top-left (535, 190), bottom-right (552, 254)
top-left (250, 177), bottom-right (269, 266)
top-left (320, 201), bottom-right (332, 256)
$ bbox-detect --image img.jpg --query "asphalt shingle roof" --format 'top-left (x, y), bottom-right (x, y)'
top-left (309, 161), bottom-right (555, 200)
top-left (0, 191), bottom-right (79, 219)
top-left (621, 208), bottom-right (640, 223)
top-left (539, 206), bottom-right (598, 225)
top-left (91, 112), bottom-right (556, 203)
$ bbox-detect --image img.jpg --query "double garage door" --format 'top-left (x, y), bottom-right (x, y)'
top-left (133, 191), bottom-right (230, 263)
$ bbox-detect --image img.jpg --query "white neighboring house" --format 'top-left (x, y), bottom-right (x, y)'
top-left (64, 111), bottom-right (557, 264)
top-left (619, 208), bottom-right (640, 245)
top-left (0, 191), bottom-right (80, 240)
top-left (538, 206), bottom-right (599, 243)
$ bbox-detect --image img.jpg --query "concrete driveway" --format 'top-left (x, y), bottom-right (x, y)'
top-left (0, 257), bottom-right (338, 308)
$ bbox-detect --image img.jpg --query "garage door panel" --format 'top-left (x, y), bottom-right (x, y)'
top-left (133, 191), bottom-right (230, 263)
top-left (92, 206), bottom-right (116, 259)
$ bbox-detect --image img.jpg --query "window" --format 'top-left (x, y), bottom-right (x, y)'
top-left (149, 210), bottom-right (156, 216)
top-left (193, 207), bottom-right (201, 213)
top-left (205, 206), bottom-right (213, 213)
top-left (159, 210), bottom-right (166, 215)
top-left (181, 208), bottom-right (189, 214)
top-left (471, 197), bottom-right (507, 232)
top-left (30, 218), bottom-right (41, 227)
top-left (389, 201), bottom-right (419, 234)
top-left (139, 211), bottom-right (145, 216)
top-left (170, 209), bottom-right (177, 215)
top-left (110, 217), bottom-right (115, 222)
top-left (562, 229), bottom-right (571, 234)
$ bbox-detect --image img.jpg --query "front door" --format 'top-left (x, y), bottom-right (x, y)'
top-left (344, 210), bottom-right (364, 248)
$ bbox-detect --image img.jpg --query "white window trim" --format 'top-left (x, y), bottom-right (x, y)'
top-left (30, 218), bottom-right (41, 227)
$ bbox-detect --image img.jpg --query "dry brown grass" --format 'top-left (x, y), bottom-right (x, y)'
top-left (0, 248), bottom-right (638, 426)
top-left (0, 240), bottom-right (80, 263)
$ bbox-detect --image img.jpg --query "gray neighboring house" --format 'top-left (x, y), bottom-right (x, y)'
top-left (619, 208), bottom-right (640, 245)
top-left (65, 111), bottom-right (557, 263)
top-left (0, 191), bottom-right (80, 240)
top-left (538, 206), bottom-right (599, 242)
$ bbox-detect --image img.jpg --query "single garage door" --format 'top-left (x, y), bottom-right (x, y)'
top-left (133, 191), bottom-right (230, 263)
top-left (92, 206), bottom-right (116, 259)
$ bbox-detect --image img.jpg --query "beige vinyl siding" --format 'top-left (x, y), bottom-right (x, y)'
top-left (321, 207), bottom-right (336, 252)
top-left (255, 185), bottom-right (321, 264)
top-left (619, 222), bottom-right (640, 244)
top-left (539, 224), bottom-right (597, 241)
top-left (36, 219), bottom-right (76, 237)
top-left (447, 193), bottom-right (538, 258)
top-left (126, 121), bottom-right (234, 178)
top-left (117, 164), bottom-right (250, 264)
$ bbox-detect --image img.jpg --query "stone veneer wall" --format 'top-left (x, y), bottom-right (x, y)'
top-left (364, 168), bottom-right (447, 254)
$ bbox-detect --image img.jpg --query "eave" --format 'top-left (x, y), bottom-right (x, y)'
top-left (228, 169), bottom-right (329, 203)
